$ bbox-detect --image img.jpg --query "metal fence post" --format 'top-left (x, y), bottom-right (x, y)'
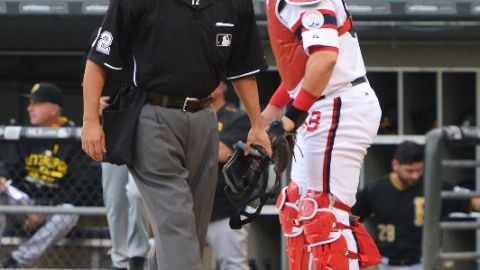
top-left (423, 129), bottom-right (445, 270)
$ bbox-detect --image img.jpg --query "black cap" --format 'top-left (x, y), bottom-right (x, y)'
top-left (23, 82), bottom-right (63, 106)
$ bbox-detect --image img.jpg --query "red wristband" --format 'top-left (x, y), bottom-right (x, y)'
top-left (292, 88), bottom-right (318, 112)
top-left (269, 83), bottom-right (292, 109)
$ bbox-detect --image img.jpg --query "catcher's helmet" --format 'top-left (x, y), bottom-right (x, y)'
top-left (223, 142), bottom-right (279, 229)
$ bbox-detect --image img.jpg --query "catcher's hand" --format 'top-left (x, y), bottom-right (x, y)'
top-left (267, 120), bottom-right (295, 175)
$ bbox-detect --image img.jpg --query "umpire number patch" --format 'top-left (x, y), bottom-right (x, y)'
top-left (96, 31), bottom-right (113, 55)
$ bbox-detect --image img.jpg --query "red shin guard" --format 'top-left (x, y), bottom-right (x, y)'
top-left (276, 182), bottom-right (309, 270)
top-left (299, 191), bottom-right (356, 270)
top-left (310, 236), bottom-right (350, 270)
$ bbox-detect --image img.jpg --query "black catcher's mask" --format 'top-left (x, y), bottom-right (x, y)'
top-left (222, 142), bottom-right (279, 229)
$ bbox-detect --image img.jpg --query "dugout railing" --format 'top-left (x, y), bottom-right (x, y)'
top-left (423, 126), bottom-right (480, 270)
top-left (0, 125), bottom-right (285, 269)
top-left (0, 125), bottom-right (111, 269)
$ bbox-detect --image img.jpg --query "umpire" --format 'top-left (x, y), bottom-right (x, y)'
top-left (81, 0), bottom-right (272, 269)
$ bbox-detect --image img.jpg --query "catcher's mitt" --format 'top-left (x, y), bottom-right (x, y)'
top-left (267, 120), bottom-right (295, 175)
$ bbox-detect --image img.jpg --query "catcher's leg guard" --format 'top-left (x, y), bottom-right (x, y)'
top-left (276, 182), bottom-right (309, 270)
top-left (310, 235), bottom-right (350, 270)
top-left (299, 191), bottom-right (354, 270)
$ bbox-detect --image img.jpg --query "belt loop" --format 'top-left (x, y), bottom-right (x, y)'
top-left (328, 193), bottom-right (335, 209)
top-left (182, 98), bottom-right (188, 112)
top-left (182, 97), bottom-right (196, 112)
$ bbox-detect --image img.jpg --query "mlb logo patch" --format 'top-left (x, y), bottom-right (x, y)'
top-left (216, 34), bottom-right (232, 47)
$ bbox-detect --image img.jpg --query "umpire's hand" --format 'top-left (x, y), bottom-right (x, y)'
top-left (245, 125), bottom-right (272, 157)
top-left (98, 96), bottom-right (110, 116)
top-left (81, 119), bottom-right (106, 161)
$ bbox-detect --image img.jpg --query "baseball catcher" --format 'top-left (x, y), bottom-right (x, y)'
top-left (223, 120), bottom-right (294, 229)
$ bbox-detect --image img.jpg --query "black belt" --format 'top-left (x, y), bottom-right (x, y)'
top-left (351, 76), bottom-right (367, 87)
top-left (147, 92), bottom-right (213, 113)
top-left (318, 76), bottom-right (367, 100)
top-left (388, 257), bottom-right (420, 266)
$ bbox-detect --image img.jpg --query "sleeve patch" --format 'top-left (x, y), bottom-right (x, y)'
top-left (301, 11), bottom-right (324, 30)
top-left (293, 9), bottom-right (338, 40)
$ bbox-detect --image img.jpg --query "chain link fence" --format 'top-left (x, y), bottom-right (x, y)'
top-left (0, 126), bottom-right (112, 269)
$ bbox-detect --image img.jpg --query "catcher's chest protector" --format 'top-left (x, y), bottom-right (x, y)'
top-left (266, 0), bottom-right (308, 91)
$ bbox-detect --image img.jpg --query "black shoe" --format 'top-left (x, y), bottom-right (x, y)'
top-left (0, 257), bottom-right (20, 268)
top-left (128, 257), bottom-right (145, 270)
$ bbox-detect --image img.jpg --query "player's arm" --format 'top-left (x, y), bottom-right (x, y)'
top-left (282, 49), bottom-right (338, 131)
top-left (352, 187), bottom-right (372, 221)
top-left (219, 142), bottom-right (234, 163)
top-left (81, 60), bottom-right (107, 161)
top-left (280, 3), bottom-right (340, 131)
top-left (0, 177), bottom-right (8, 193)
top-left (303, 50), bottom-right (338, 97)
top-left (98, 96), bottom-right (111, 116)
top-left (219, 112), bottom-right (251, 162)
top-left (471, 198), bottom-right (480, 212)
top-left (262, 83), bottom-right (291, 126)
top-left (232, 77), bottom-right (272, 156)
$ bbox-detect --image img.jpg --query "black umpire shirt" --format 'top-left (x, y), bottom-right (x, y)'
top-left (88, 0), bottom-right (267, 98)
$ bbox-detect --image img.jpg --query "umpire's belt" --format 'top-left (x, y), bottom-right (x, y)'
top-left (147, 92), bottom-right (213, 113)
top-left (387, 257), bottom-right (420, 266)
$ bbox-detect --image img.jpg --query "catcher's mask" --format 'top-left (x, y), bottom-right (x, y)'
top-left (223, 142), bottom-right (279, 229)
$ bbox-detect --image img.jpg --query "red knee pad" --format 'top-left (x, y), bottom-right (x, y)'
top-left (299, 191), bottom-right (356, 270)
top-left (299, 192), bottom-right (342, 244)
top-left (276, 182), bottom-right (302, 236)
top-left (301, 209), bottom-right (338, 243)
top-left (276, 182), bottom-right (309, 270)
top-left (309, 235), bottom-right (350, 270)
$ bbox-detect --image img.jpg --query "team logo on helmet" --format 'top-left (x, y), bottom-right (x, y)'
top-left (31, 83), bottom-right (40, 93)
top-left (301, 11), bottom-right (324, 30)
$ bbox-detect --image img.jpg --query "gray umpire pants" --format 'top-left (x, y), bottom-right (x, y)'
top-left (102, 163), bottom-right (150, 269)
top-left (128, 104), bottom-right (218, 270)
top-left (0, 194), bottom-right (78, 267)
top-left (206, 218), bottom-right (249, 270)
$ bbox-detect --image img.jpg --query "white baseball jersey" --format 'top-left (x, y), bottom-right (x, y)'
top-left (267, 0), bottom-right (367, 97)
